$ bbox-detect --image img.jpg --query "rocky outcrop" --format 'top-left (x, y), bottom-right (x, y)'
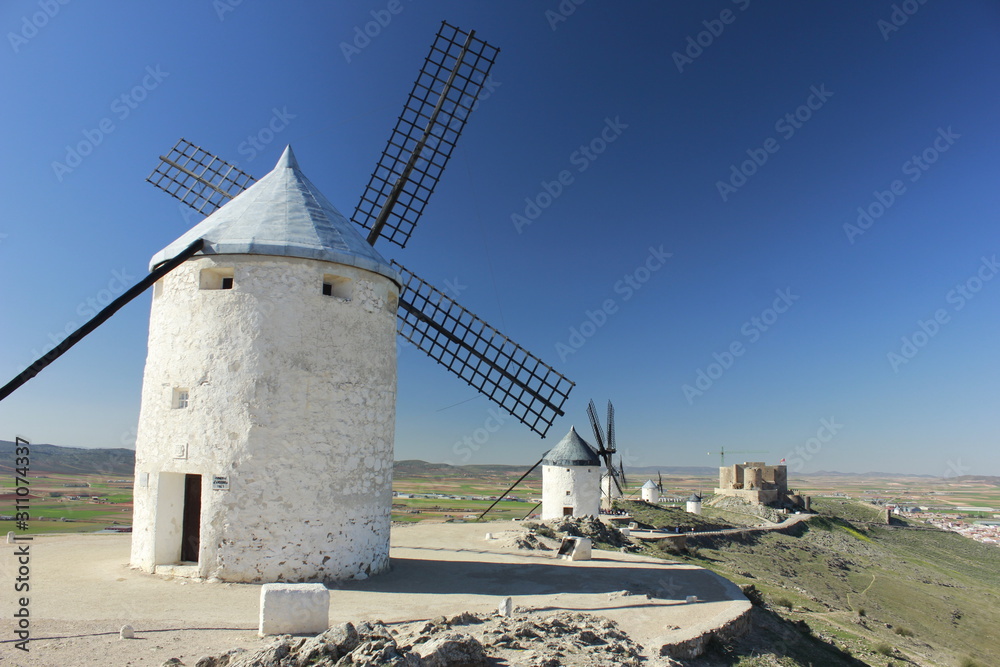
top-left (194, 610), bottom-right (646, 666)
top-left (524, 516), bottom-right (631, 549)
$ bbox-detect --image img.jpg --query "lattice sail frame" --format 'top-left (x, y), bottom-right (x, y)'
top-left (352, 21), bottom-right (500, 248)
top-left (147, 138), bottom-right (257, 215)
top-left (606, 401), bottom-right (617, 454)
top-left (393, 261), bottom-right (573, 438)
top-left (143, 23), bottom-right (575, 438)
top-left (587, 399), bottom-right (607, 453)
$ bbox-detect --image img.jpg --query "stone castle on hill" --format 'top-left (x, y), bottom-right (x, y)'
top-left (714, 461), bottom-right (810, 510)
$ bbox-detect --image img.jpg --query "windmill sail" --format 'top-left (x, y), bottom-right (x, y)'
top-left (352, 21), bottom-right (499, 248)
top-left (143, 24), bottom-right (574, 440)
top-left (590, 399), bottom-right (624, 497)
top-left (586, 400), bottom-right (607, 452)
top-left (606, 401), bottom-right (616, 454)
top-left (394, 261), bottom-right (573, 438)
top-left (147, 138), bottom-right (256, 215)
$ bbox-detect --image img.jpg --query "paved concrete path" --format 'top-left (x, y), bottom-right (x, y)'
top-left (630, 511), bottom-right (814, 541)
top-left (0, 522), bottom-right (750, 666)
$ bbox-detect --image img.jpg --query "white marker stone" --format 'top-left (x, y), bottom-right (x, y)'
top-left (498, 597), bottom-right (513, 617)
top-left (259, 583), bottom-right (330, 636)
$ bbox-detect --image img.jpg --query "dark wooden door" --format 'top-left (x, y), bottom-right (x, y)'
top-left (181, 474), bottom-right (201, 562)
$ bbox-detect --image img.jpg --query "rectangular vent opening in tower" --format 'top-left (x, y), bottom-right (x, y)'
top-left (200, 267), bottom-right (235, 290)
top-left (322, 274), bottom-right (353, 300)
top-left (172, 388), bottom-right (189, 409)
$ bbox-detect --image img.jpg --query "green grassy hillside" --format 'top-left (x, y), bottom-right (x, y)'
top-left (640, 498), bottom-right (999, 666)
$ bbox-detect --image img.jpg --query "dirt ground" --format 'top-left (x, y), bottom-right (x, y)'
top-left (0, 522), bottom-right (749, 666)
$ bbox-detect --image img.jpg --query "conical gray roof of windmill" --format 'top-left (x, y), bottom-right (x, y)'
top-left (150, 145), bottom-right (400, 286)
top-left (542, 426), bottom-right (601, 467)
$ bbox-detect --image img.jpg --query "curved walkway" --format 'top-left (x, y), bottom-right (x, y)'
top-left (629, 511), bottom-right (814, 542)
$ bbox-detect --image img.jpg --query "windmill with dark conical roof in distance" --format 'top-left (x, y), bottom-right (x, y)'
top-left (539, 426), bottom-right (602, 520)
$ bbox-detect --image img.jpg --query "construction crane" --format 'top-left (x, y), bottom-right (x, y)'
top-left (709, 447), bottom-right (769, 467)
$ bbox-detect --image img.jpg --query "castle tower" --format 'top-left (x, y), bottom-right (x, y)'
top-left (541, 427), bottom-right (601, 520)
top-left (641, 480), bottom-right (658, 503)
top-left (129, 147), bottom-right (401, 583)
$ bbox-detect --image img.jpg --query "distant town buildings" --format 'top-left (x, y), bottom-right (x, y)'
top-left (923, 516), bottom-right (1000, 546)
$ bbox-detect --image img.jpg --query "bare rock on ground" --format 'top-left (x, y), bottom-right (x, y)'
top-left (201, 610), bottom-right (644, 667)
top-left (413, 632), bottom-right (488, 666)
top-left (493, 530), bottom-right (553, 551)
top-left (199, 621), bottom-right (418, 667)
top-left (525, 517), bottom-right (630, 549)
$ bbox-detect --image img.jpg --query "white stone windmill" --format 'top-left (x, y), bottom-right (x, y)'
top-left (540, 427), bottom-right (601, 520)
top-left (127, 23), bottom-right (574, 583)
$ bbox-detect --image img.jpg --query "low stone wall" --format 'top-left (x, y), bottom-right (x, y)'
top-left (654, 573), bottom-right (754, 660)
top-left (657, 602), bottom-right (752, 659)
top-left (685, 514), bottom-right (811, 548)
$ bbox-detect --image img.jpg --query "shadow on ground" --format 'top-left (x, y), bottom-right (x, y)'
top-left (340, 555), bottom-right (734, 603)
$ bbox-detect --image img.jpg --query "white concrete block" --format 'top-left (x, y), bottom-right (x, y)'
top-left (119, 625), bottom-right (135, 640)
top-left (558, 536), bottom-right (592, 561)
top-left (498, 597), bottom-right (513, 617)
top-left (685, 595), bottom-right (699, 604)
top-left (259, 583), bottom-right (330, 636)
top-left (6, 532), bottom-right (15, 545)
top-left (568, 537), bottom-right (592, 561)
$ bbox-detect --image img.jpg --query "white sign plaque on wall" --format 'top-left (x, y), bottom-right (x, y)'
top-left (212, 475), bottom-right (230, 490)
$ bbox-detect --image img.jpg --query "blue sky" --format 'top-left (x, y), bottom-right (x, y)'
top-left (1, 1), bottom-right (998, 476)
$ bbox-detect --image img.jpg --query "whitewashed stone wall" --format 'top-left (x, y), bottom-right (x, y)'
top-left (130, 255), bottom-right (398, 583)
top-left (601, 475), bottom-right (623, 502)
top-left (541, 465), bottom-right (600, 520)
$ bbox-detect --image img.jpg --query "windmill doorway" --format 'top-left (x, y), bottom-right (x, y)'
top-left (181, 474), bottom-right (201, 562)
top-left (152, 472), bottom-right (203, 577)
